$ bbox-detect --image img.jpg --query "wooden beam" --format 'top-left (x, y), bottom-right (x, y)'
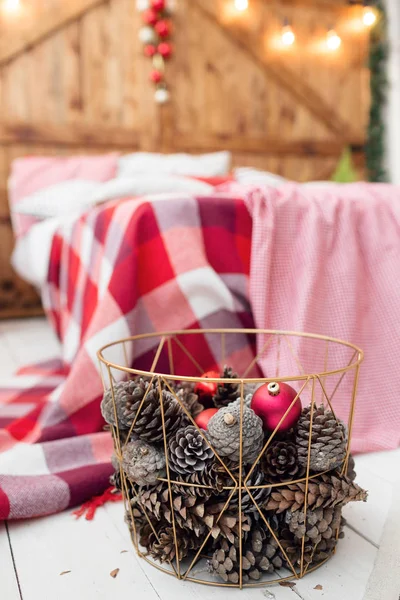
top-left (193, 0), bottom-right (358, 140)
top-left (0, 0), bottom-right (108, 66)
top-left (0, 121), bottom-right (141, 149)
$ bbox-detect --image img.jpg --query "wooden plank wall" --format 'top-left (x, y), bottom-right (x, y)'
top-left (0, 0), bottom-right (370, 318)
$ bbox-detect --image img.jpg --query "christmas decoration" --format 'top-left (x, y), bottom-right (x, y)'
top-left (144, 44), bottom-right (157, 57)
top-left (143, 8), bottom-right (159, 26)
top-left (194, 407), bottom-right (218, 430)
top-left (172, 461), bottom-right (227, 499)
top-left (213, 366), bottom-right (240, 408)
top-left (154, 87), bottom-right (170, 104)
top-left (296, 405), bottom-right (346, 472)
top-left (226, 465), bottom-right (271, 513)
top-left (251, 381), bottom-right (301, 432)
top-left (168, 425), bottom-right (214, 475)
top-left (264, 471), bottom-right (367, 513)
top-left (151, 0), bottom-right (166, 11)
top-left (121, 438), bottom-right (166, 486)
top-left (207, 401), bottom-right (264, 464)
top-left (140, 522), bottom-right (202, 563)
top-left (194, 370), bottom-right (220, 401)
top-left (285, 505), bottom-right (342, 545)
top-left (155, 19), bottom-right (171, 38)
top-left (262, 441), bottom-right (304, 483)
top-left (174, 386), bottom-right (204, 418)
top-left (150, 69), bottom-right (163, 83)
top-left (139, 25), bottom-right (157, 44)
top-left (158, 42), bottom-right (172, 58)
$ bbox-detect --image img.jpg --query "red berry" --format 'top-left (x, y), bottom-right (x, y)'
top-left (144, 44), bottom-right (157, 57)
top-left (150, 69), bottom-right (163, 83)
top-left (143, 8), bottom-right (159, 26)
top-left (158, 42), bottom-right (172, 58)
top-left (151, 0), bottom-right (166, 11)
top-left (155, 19), bottom-right (171, 38)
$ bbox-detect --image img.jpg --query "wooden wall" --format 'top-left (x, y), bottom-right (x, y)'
top-left (0, 0), bottom-right (370, 318)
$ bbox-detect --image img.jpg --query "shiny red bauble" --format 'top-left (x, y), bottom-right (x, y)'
top-left (251, 381), bottom-right (301, 432)
top-left (194, 408), bottom-right (218, 430)
top-left (150, 69), bottom-right (163, 83)
top-left (194, 370), bottom-right (219, 399)
top-left (151, 0), bottom-right (166, 11)
top-left (144, 44), bottom-right (157, 57)
top-left (155, 19), bottom-right (171, 38)
top-left (143, 9), bottom-right (159, 26)
top-left (158, 41), bottom-right (173, 58)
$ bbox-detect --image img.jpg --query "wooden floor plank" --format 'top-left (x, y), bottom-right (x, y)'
top-left (0, 522), bottom-right (21, 600)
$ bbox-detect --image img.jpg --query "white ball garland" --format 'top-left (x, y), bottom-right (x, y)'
top-left (154, 87), bottom-right (170, 104)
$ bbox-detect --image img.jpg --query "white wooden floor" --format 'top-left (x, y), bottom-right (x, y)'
top-left (1, 318), bottom-right (399, 600)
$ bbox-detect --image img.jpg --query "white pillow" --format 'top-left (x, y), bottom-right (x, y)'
top-left (90, 176), bottom-right (214, 204)
top-left (117, 151), bottom-right (231, 178)
top-left (234, 167), bottom-right (287, 187)
top-left (13, 180), bottom-right (102, 218)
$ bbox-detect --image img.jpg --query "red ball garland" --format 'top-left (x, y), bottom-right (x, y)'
top-left (151, 0), bottom-right (166, 11)
top-left (144, 44), bottom-right (157, 58)
top-left (158, 42), bottom-right (172, 58)
top-left (150, 69), bottom-right (163, 83)
top-left (142, 8), bottom-right (159, 26)
top-left (155, 19), bottom-right (171, 38)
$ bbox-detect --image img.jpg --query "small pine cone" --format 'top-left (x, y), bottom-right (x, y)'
top-left (226, 466), bottom-right (271, 514)
top-left (140, 523), bottom-right (202, 563)
top-left (174, 387), bottom-right (204, 418)
top-left (296, 405), bottom-right (347, 472)
top-left (262, 441), bottom-right (305, 483)
top-left (101, 378), bottom-right (186, 441)
top-left (169, 425), bottom-right (214, 475)
top-left (264, 471), bottom-right (367, 513)
top-left (122, 438), bottom-right (166, 486)
top-left (207, 403), bottom-right (264, 464)
top-left (213, 366), bottom-right (240, 408)
top-left (171, 461), bottom-right (226, 499)
top-left (285, 506), bottom-right (342, 545)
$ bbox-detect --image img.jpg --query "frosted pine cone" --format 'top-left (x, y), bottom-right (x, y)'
top-left (207, 403), bottom-right (263, 464)
top-left (169, 425), bottom-right (214, 475)
top-left (122, 438), bottom-right (166, 486)
top-left (296, 405), bottom-right (347, 472)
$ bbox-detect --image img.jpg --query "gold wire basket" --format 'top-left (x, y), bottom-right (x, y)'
top-left (97, 329), bottom-right (364, 589)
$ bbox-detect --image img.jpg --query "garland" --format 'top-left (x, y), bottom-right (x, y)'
top-left (366, 1), bottom-right (389, 182)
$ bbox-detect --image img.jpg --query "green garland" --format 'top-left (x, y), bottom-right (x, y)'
top-left (366, 1), bottom-right (389, 182)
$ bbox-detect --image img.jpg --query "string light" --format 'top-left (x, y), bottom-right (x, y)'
top-left (2, 0), bottom-right (20, 11)
top-left (363, 6), bottom-right (377, 27)
top-left (281, 19), bottom-right (295, 47)
top-left (326, 28), bottom-right (342, 51)
top-left (234, 0), bottom-right (248, 11)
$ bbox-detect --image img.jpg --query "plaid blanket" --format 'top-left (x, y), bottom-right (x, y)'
top-left (0, 193), bottom-right (254, 519)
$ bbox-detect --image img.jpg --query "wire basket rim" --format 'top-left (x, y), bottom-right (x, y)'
top-left (97, 328), bottom-right (364, 382)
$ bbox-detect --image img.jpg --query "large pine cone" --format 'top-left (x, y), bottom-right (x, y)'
top-left (262, 441), bottom-right (305, 483)
top-left (213, 366), bottom-right (240, 408)
top-left (171, 461), bottom-right (227, 499)
top-left (122, 438), bottom-right (166, 486)
top-left (169, 425), bottom-right (214, 475)
top-left (140, 523), bottom-right (202, 563)
top-left (285, 506), bottom-right (342, 545)
top-left (209, 528), bottom-right (283, 584)
top-left (101, 378), bottom-right (186, 440)
top-left (264, 471), bottom-right (367, 513)
top-left (296, 405), bottom-right (347, 472)
top-left (207, 403), bottom-right (264, 464)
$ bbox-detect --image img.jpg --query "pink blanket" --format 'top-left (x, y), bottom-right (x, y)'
top-left (244, 183), bottom-right (400, 454)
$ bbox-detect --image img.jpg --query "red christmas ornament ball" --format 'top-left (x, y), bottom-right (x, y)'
top-left (144, 44), bottom-right (157, 57)
top-left (251, 382), bottom-right (301, 432)
top-left (151, 0), bottom-right (166, 11)
top-left (194, 370), bottom-right (219, 399)
top-left (143, 8), bottom-right (159, 26)
top-left (155, 19), bottom-right (171, 38)
top-left (195, 408), bottom-right (218, 430)
top-left (158, 41), bottom-right (172, 58)
top-left (150, 69), bottom-right (163, 83)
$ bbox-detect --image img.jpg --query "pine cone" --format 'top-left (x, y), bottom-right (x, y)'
top-left (286, 506), bottom-right (342, 545)
top-left (209, 528), bottom-right (283, 584)
top-left (169, 425), bottom-right (214, 475)
top-left (296, 405), bottom-right (347, 472)
top-left (347, 454), bottom-right (356, 481)
top-left (264, 472), bottom-right (367, 513)
top-left (175, 387), bottom-right (204, 418)
top-left (122, 438), bottom-right (166, 486)
top-left (140, 523), bottom-right (202, 563)
top-left (172, 461), bottom-right (227, 499)
top-left (207, 403), bottom-right (264, 464)
top-left (101, 378), bottom-right (186, 441)
top-left (224, 466), bottom-right (271, 514)
top-left (262, 441), bottom-right (305, 483)
top-left (213, 366), bottom-right (240, 408)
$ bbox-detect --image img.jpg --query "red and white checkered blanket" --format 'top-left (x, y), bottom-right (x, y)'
top-left (0, 193), bottom-right (254, 519)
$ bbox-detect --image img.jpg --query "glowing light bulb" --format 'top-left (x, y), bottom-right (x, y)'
top-left (281, 24), bottom-right (295, 47)
top-left (363, 7), bottom-right (377, 27)
top-left (234, 0), bottom-right (248, 11)
top-left (326, 29), bottom-right (341, 51)
top-left (2, 0), bottom-right (20, 12)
